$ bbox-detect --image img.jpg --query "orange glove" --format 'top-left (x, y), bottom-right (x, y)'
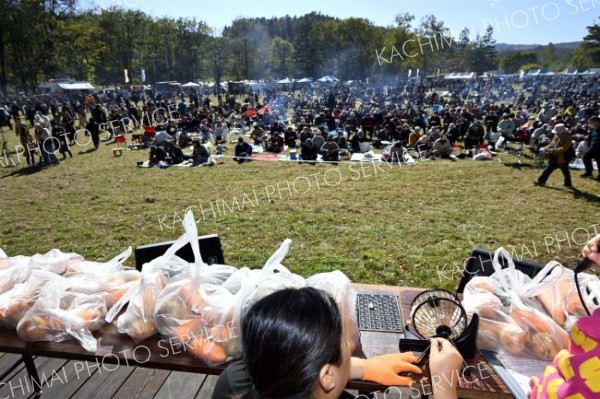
top-left (362, 352), bottom-right (422, 386)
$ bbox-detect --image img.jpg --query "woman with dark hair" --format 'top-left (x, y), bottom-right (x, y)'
top-left (213, 287), bottom-right (462, 399)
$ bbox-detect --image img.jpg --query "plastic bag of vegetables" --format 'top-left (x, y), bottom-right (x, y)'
top-left (17, 280), bottom-right (106, 352)
top-left (155, 239), bottom-right (303, 365)
top-left (107, 210), bottom-right (233, 343)
top-left (462, 248), bottom-right (570, 361)
top-left (64, 247), bottom-right (141, 309)
top-left (152, 218), bottom-right (258, 365)
top-left (521, 261), bottom-right (600, 330)
top-left (0, 270), bottom-right (61, 328)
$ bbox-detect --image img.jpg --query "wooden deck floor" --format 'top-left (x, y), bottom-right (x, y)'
top-left (0, 353), bottom-right (220, 399)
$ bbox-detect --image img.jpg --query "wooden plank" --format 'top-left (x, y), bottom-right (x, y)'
top-left (195, 374), bottom-right (219, 398)
top-left (154, 371), bottom-right (206, 399)
top-left (0, 353), bottom-right (26, 380)
top-left (30, 358), bottom-right (99, 399)
top-left (0, 356), bottom-right (69, 399)
top-left (70, 364), bottom-right (135, 399)
top-left (111, 367), bottom-right (172, 399)
top-left (136, 369), bottom-right (172, 399)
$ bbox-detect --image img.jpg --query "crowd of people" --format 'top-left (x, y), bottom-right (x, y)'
top-left (1, 74), bottom-right (599, 178)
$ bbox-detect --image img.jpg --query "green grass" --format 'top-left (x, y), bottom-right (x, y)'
top-left (1, 126), bottom-right (599, 291)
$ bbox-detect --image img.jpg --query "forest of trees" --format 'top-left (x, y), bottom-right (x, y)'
top-left (0, 1), bottom-right (598, 96)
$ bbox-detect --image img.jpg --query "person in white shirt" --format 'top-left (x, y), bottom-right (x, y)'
top-left (433, 134), bottom-right (454, 159)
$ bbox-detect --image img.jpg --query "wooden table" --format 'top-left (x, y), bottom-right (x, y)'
top-left (0, 284), bottom-right (514, 398)
top-left (351, 284), bottom-right (513, 399)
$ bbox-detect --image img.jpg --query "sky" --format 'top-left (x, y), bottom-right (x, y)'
top-left (86, 0), bottom-right (599, 45)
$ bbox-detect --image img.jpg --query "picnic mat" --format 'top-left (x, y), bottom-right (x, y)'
top-left (251, 153), bottom-right (284, 162)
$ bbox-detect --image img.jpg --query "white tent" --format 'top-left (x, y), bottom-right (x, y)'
top-left (57, 82), bottom-right (95, 91)
top-left (524, 69), bottom-right (556, 77)
top-left (296, 77), bottom-right (313, 83)
top-left (276, 77), bottom-right (293, 84)
top-left (317, 75), bottom-right (339, 83)
top-left (181, 82), bottom-right (201, 88)
top-left (443, 72), bottom-right (476, 80)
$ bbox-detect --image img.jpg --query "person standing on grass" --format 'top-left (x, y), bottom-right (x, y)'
top-left (534, 123), bottom-right (573, 188)
top-left (15, 118), bottom-right (35, 166)
top-left (86, 117), bottom-right (100, 150)
top-left (0, 103), bottom-right (12, 130)
top-left (580, 116), bottom-right (600, 180)
top-left (35, 123), bottom-right (59, 166)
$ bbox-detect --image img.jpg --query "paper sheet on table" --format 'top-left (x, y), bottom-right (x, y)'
top-left (494, 352), bottom-right (549, 398)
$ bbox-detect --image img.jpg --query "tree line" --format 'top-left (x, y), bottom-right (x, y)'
top-left (0, 1), bottom-right (597, 96)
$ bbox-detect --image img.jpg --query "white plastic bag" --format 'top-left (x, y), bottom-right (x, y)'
top-left (306, 270), bottom-right (360, 352)
top-left (0, 264), bottom-right (31, 295)
top-left (17, 281), bottom-right (106, 352)
top-left (112, 271), bottom-right (168, 343)
top-left (462, 248), bottom-right (570, 360)
top-left (28, 249), bottom-right (84, 274)
top-left (521, 261), bottom-right (600, 330)
top-left (234, 239), bottom-right (306, 322)
top-left (462, 289), bottom-right (528, 356)
top-left (108, 210), bottom-right (234, 343)
top-left (0, 270), bottom-right (61, 328)
top-left (63, 247), bottom-right (132, 277)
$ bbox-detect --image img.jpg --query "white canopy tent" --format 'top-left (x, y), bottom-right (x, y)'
top-left (181, 82), bottom-right (201, 88)
top-left (523, 69), bottom-right (556, 77)
top-left (317, 75), bottom-right (339, 83)
top-left (276, 77), bottom-right (293, 84)
top-left (296, 77), bottom-right (313, 83)
top-left (57, 82), bottom-right (95, 91)
top-left (443, 72), bottom-right (476, 80)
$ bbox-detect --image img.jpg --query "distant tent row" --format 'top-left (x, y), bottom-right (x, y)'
top-left (559, 68), bottom-right (600, 76)
top-left (520, 68), bottom-right (600, 78)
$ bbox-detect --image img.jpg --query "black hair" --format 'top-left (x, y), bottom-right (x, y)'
top-left (241, 287), bottom-right (343, 399)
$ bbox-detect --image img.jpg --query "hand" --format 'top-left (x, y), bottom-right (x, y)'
top-left (429, 338), bottom-right (463, 398)
top-left (362, 352), bottom-right (422, 386)
top-left (582, 234), bottom-right (600, 266)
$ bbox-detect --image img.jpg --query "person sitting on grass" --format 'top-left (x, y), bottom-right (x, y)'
top-left (211, 287), bottom-right (463, 399)
top-left (250, 123), bottom-right (265, 146)
top-left (148, 144), bottom-right (167, 166)
top-left (191, 137), bottom-right (210, 166)
top-left (301, 136), bottom-right (318, 164)
top-left (164, 141), bottom-right (184, 165)
top-left (321, 135), bottom-right (340, 164)
top-left (433, 134), bottom-right (454, 160)
top-left (284, 126), bottom-right (298, 148)
top-left (348, 129), bottom-right (365, 153)
top-left (388, 142), bottom-right (405, 164)
top-left (335, 130), bottom-right (348, 150)
top-left (234, 137), bottom-right (253, 164)
top-left (408, 127), bottom-right (422, 150)
top-left (266, 133), bottom-right (284, 153)
top-left (312, 128), bottom-right (326, 150)
top-left (299, 126), bottom-right (313, 143)
top-left (465, 120), bottom-right (485, 152)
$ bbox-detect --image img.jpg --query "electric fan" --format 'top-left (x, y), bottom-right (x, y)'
top-left (399, 289), bottom-right (479, 361)
top-left (410, 289), bottom-right (468, 341)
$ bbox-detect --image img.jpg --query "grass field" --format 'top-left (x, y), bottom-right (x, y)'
top-left (1, 126), bottom-right (599, 291)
